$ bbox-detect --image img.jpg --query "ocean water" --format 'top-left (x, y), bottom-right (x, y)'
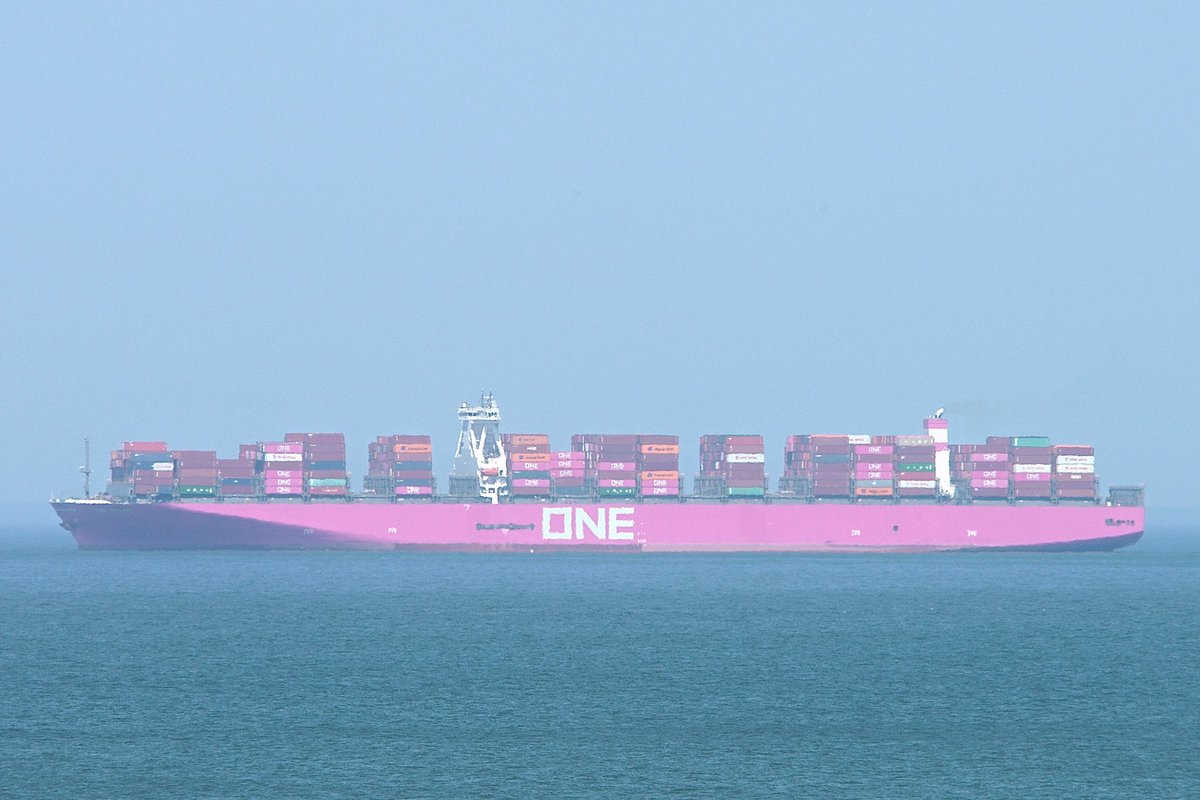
top-left (2, 521), bottom-right (1197, 799)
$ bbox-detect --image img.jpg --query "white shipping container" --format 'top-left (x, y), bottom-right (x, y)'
top-left (1056, 463), bottom-right (1096, 474)
top-left (896, 435), bottom-right (935, 445)
top-left (1011, 463), bottom-right (1051, 473)
top-left (1056, 455), bottom-right (1096, 465)
top-left (725, 453), bottom-right (765, 463)
top-left (847, 435), bottom-right (872, 445)
top-left (897, 480), bottom-right (936, 489)
top-left (151, 462), bottom-right (174, 472)
top-left (264, 453), bottom-right (304, 462)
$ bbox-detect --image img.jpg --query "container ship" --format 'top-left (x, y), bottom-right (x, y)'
top-left (50, 394), bottom-right (1144, 552)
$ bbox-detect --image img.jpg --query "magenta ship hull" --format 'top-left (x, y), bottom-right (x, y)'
top-left (51, 500), bottom-right (1144, 553)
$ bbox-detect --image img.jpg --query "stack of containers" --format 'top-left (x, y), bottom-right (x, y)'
top-left (364, 438), bottom-right (395, 494)
top-left (853, 437), bottom-right (894, 498)
top-left (285, 433), bottom-right (348, 498)
top-left (780, 436), bottom-right (812, 496)
top-left (949, 444), bottom-right (973, 495)
top-left (549, 448), bottom-right (588, 498)
top-left (698, 435), bottom-right (766, 497)
top-left (637, 435), bottom-right (680, 497)
top-left (217, 457), bottom-right (257, 497)
top-left (808, 435), bottom-right (851, 498)
top-left (968, 438), bottom-right (1010, 499)
top-left (894, 435), bottom-right (936, 498)
top-left (118, 441), bottom-right (174, 498)
top-left (1053, 444), bottom-right (1097, 500)
top-left (388, 436), bottom-right (435, 498)
top-left (260, 441), bottom-right (305, 496)
top-left (781, 435), bottom-right (852, 498)
top-left (173, 450), bottom-right (218, 499)
top-left (573, 435), bottom-right (639, 499)
top-left (1010, 435), bottom-right (1052, 500)
top-left (504, 434), bottom-right (552, 497)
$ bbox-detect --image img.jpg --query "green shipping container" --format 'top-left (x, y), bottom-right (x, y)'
top-left (307, 478), bottom-right (348, 487)
top-left (896, 462), bottom-right (935, 472)
top-left (177, 485), bottom-right (217, 496)
top-left (727, 487), bottom-right (766, 497)
top-left (598, 487), bottom-right (637, 497)
top-left (1011, 436), bottom-right (1051, 448)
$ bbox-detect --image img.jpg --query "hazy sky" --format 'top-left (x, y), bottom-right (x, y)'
top-left (2, 3), bottom-right (1197, 507)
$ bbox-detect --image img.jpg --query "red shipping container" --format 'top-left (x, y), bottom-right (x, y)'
top-left (1053, 445), bottom-right (1095, 456)
top-left (123, 441), bottom-right (169, 452)
top-left (550, 477), bottom-right (586, 488)
top-left (511, 485), bottom-right (550, 496)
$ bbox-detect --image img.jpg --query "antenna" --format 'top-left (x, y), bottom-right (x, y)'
top-left (80, 436), bottom-right (92, 498)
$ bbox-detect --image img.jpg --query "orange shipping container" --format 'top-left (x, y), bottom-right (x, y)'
top-left (854, 487), bottom-right (894, 497)
top-left (393, 444), bottom-right (433, 454)
top-left (640, 444), bottom-right (680, 455)
top-left (509, 434), bottom-right (550, 446)
top-left (640, 471), bottom-right (680, 481)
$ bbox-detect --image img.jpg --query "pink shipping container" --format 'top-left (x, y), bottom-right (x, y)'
top-left (855, 470), bottom-right (893, 480)
top-left (598, 479), bottom-right (635, 488)
top-left (854, 445), bottom-right (894, 455)
top-left (971, 479), bottom-right (1006, 489)
top-left (643, 479), bottom-right (680, 489)
top-left (857, 462), bottom-right (893, 471)
top-left (595, 461), bottom-right (636, 471)
top-left (553, 459), bottom-right (585, 469)
top-left (553, 469), bottom-right (586, 478)
top-left (514, 478), bottom-right (551, 488)
top-left (971, 470), bottom-right (1005, 480)
top-left (552, 452), bottom-right (585, 461)
top-left (264, 470), bottom-right (302, 480)
top-left (264, 489), bottom-right (302, 496)
top-left (641, 486), bottom-right (680, 496)
top-left (971, 453), bottom-right (1009, 463)
top-left (395, 486), bottom-right (434, 496)
top-left (596, 470), bottom-right (636, 481)
top-left (1012, 472), bottom-right (1050, 483)
top-left (262, 442), bottom-right (304, 454)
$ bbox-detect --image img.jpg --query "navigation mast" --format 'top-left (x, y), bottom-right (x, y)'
top-left (80, 436), bottom-right (92, 498)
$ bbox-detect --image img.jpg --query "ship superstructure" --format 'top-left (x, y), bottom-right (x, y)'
top-left (449, 392), bottom-right (508, 503)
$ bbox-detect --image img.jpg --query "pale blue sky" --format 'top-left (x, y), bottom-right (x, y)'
top-left (2, 2), bottom-right (1197, 507)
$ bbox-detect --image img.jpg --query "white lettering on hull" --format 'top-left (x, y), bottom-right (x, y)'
top-left (542, 507), bottom-right (635, 541)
